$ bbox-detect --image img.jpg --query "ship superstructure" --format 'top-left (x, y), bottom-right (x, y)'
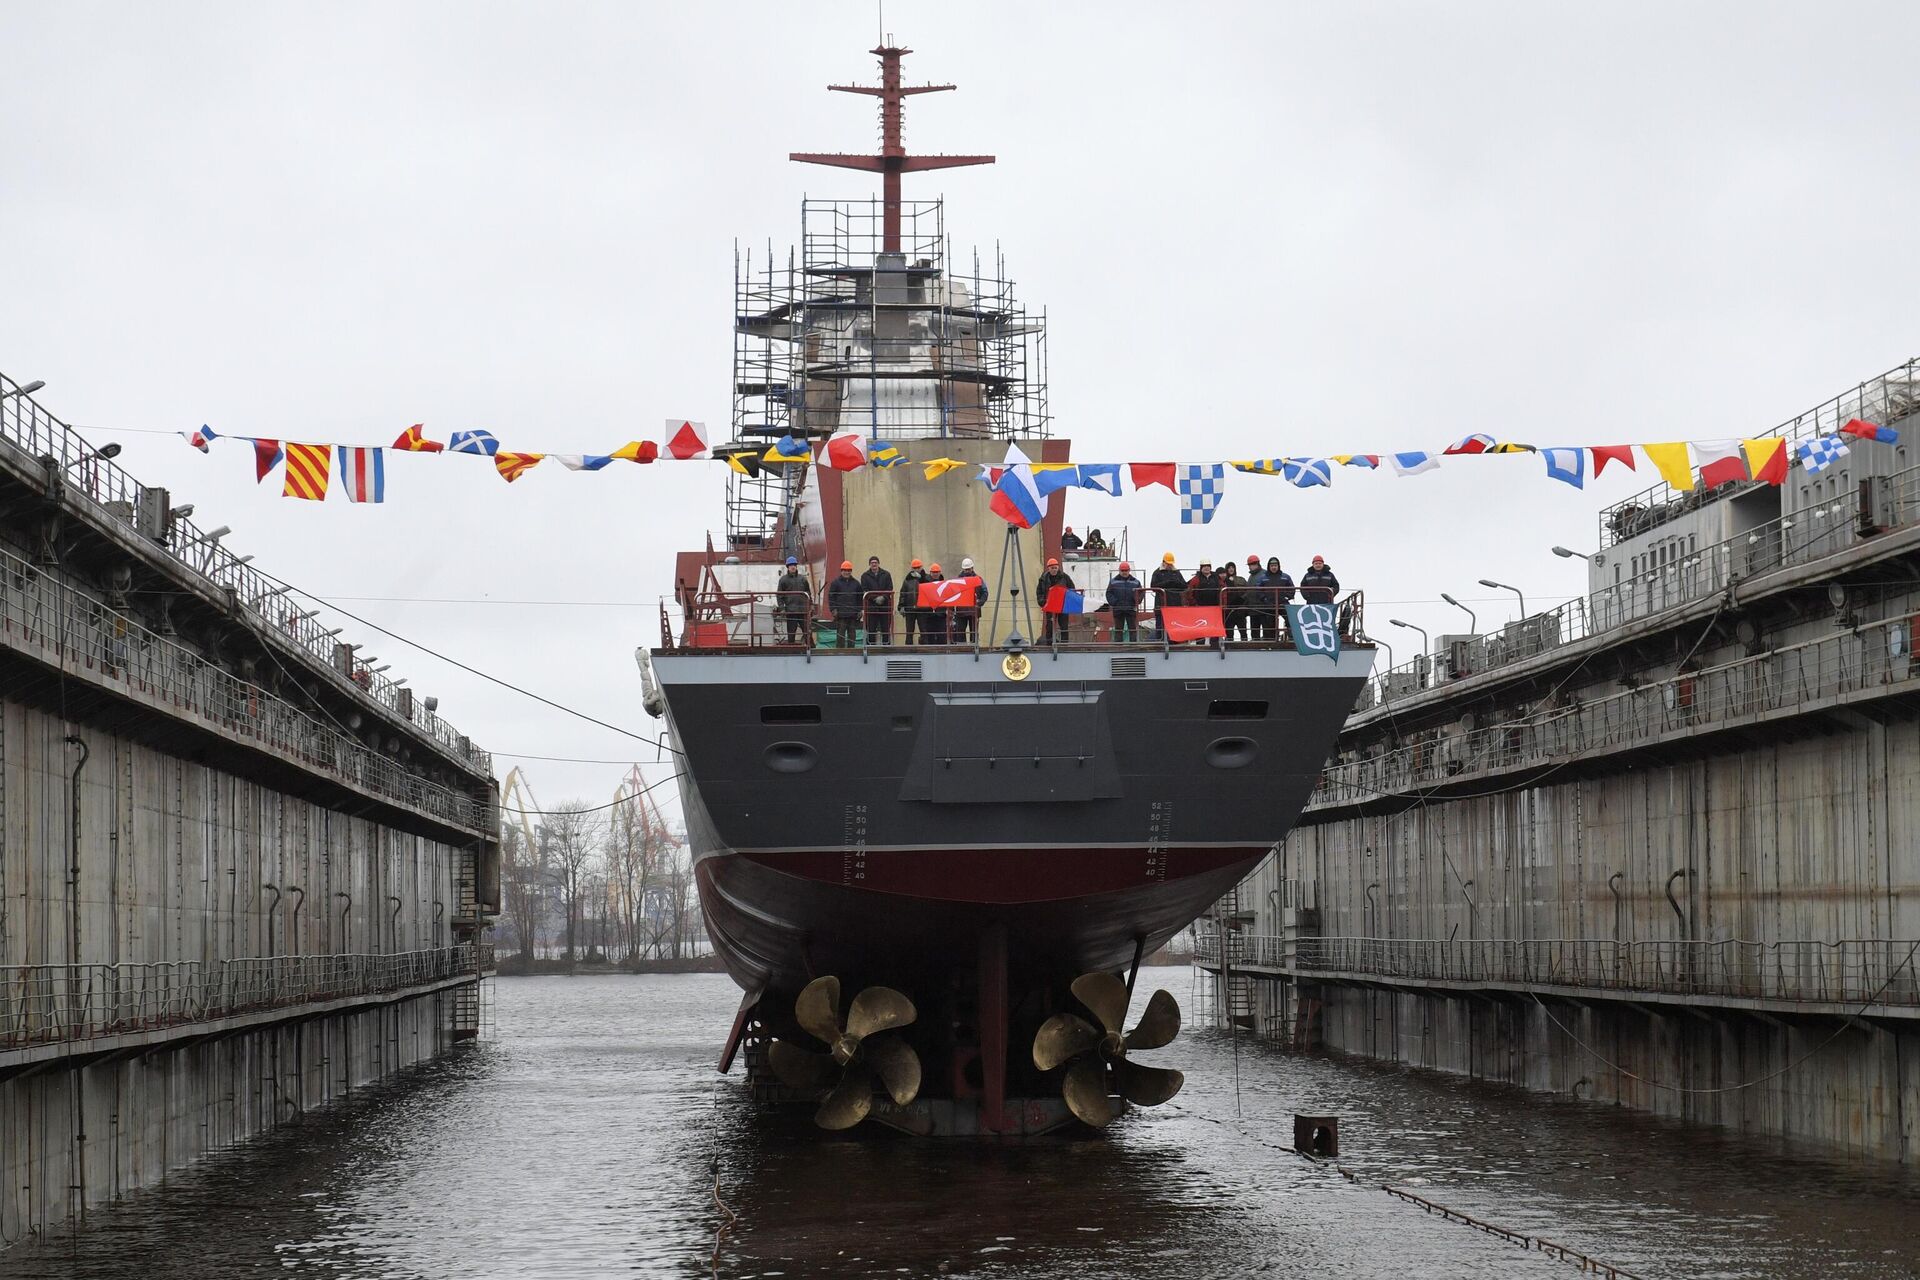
top-left (641, 42), bottom-right (1373, 1136)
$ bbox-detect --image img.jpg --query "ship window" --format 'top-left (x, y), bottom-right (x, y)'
top-left (1208, 699), bottom-right (1270, 720)
top-left (760, 704), bottom-right (822, 725)
top-left (892, 715), bottom-right (914, 731)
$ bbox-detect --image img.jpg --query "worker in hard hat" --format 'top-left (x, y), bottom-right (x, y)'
top-left (827, 560), bottom-right (864, 648)
top-left (1149, 553), bottom-right (1185, 640)
top-left (954, 557), bottom-right (987, 645)
top-left (1037, 557), bottom-right (1077, 644)
top-left (1106, 561), bottom-right (1143, 643)
top-left (898, 558), bottom-right (928, 645)
top-left (775, 556), bottom-right (812, 645)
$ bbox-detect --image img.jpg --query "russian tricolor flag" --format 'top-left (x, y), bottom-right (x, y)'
top-left (1043, 585), bottom-right (1091, 614)
top-left (987, 444), bottom-right (1045, 529)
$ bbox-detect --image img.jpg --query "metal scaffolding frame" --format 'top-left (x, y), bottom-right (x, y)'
top-left (724, 196), bottom-right (1050, 553)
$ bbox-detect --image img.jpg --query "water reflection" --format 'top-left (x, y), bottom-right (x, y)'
top-left (3, 973), bottom-right (1917, 1278)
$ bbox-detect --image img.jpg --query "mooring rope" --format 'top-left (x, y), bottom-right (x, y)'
top-left (1168, 1101), bottom-right (1643, 1279)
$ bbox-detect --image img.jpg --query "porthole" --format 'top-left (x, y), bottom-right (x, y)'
top-left (763, 741), bottom-right (818, 773)
top-left (1205, 736), bottom-right (1258, 770)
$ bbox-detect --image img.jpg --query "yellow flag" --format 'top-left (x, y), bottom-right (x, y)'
top-left (922, 457), bottom-right (964, 480)
top-left (1030, 462), bottom-right (1075, 474)
top-left (1488, 442), bottom-right (1537, 454)
top-left (1640, 443), bottom-right (1695, 492)
top-left (1742, 438), bottom-right (1787, 485)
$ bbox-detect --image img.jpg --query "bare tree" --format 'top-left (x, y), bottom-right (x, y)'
top-left (544, 801), bottom-right (600, 963)
top-left (499, 819), bottom-right (547, 966)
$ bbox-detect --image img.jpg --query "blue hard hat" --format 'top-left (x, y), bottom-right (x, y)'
top-left (785, 556), bottom-right (798, 565)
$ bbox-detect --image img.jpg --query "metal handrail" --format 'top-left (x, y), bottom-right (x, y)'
top-left (667, 585), bottom-right (1368, 652)
top-left (1353, 451), bottom-right (1920, 715)
top-left (1192, 934), bottom-right (1920, 1007)
top-left (0, 373), bottom-right (489, 775)
top-left (0, 946), bottom-right (488, 1050)
top-left (1597, 357), bottom-right (1920, 545)
top-left (0, 540), bottom-right (492, 834)
top-left (1317, 604), bottom-right (1920, 806)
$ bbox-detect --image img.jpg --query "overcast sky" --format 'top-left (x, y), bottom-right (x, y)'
top-left (5, 1), bottom-right (1917, 815)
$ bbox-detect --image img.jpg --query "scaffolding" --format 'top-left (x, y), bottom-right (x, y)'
top-left (724, 196), bottom-right (1050, 554)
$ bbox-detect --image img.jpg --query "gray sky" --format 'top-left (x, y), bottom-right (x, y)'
top-left (5, 1), bottom-right (1917, 813)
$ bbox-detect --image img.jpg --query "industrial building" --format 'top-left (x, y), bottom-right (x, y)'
top-left (1200, 359), bottom-right (1920, 1160)
top-left (0, 374), bottom-right (500, 1241)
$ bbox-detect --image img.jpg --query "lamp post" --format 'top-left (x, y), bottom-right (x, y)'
top-left (1389, 619), bottom-right (1429, 690)
top-left (2, 380), bottom-right (46, 399)
top-left (1551, 546), bottom-right (1591, 561)
top-left (1478, 578), bottom-right (1527, 620)
top-left (1439, 592), bottom-right (1477, 634)
top-left (1374, 637), bottom-right (1395, 701)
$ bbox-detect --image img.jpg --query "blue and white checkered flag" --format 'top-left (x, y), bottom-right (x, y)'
top-left (1178, 463), bottom-right (1226, 524)
top-left (1795, 434), bottom-right (1850, 475)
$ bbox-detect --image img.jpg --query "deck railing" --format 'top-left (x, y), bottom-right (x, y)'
top-left (1192, 935), bottom-right (1920, 1008)
top-left (665, 585), bottom-right (1366, 653)
top-left (0, 945), bottom-right (489, 1051)
top-left (0, 540), bottom-right (493, 835)
top-left (0, 373), bottom-right (489, 776)
top-left (1352, 451), bottom-right (1920, 717)
top-left (1316, 605), bottom-right (1920, 806)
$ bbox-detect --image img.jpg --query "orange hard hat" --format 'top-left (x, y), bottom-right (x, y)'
top-left (841, 560), bottom-right (853, 570)
top-left (929, 563), bottom-right (942, 573)
top-left (1118, 561), bottom-right (1131, 572)
top-left (911, 558), bottom-right (923, 568)
top-left (1047, 557), bottom-right (1060, 567)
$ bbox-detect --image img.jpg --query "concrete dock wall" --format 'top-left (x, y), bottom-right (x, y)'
top-left (0, 987), bottom-right (453, 1242)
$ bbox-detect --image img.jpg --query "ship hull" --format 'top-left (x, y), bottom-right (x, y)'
top-left (654, 646), bottom-right (1370, 1007)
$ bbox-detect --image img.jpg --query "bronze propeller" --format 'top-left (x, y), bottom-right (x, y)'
top-left (1031, 972), bottom-right (1184, 1127)
top-left (766, 975), bottom-right (923, 1129)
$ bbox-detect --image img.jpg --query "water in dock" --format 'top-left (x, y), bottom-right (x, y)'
top-left (4, 973), bottom-right (1917, 1278)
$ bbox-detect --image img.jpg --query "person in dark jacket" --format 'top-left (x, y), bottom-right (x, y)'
top-left (860, 555), bottom-right (894, 646)
top-left (1219, 562), bottom-right (1248, 641)
top-left (898, 559), bottom-right (928, 645)
top-left (1147, 553), bottom-right (1184, 639)
top-left (827, 560), bottom-right (864, 648)
top-left (1300, 554), bottom-right (1339, 605)
top-left (1059, 526), bottom-right (1083, 552)
top-left (1187, 560), bottom-right (1223, 608)
top-left (775, 556), bottom-right (811, 645)
top-left (954, 557), bottom-right (987, 644)
top-left (1036, 558), bottom-right (1076, 643)
top-left (1106, 561), bottom-right (1143, 643)
top-left (1083, 528), bottom-right (1110, 556)
top-left (1254, 556), bottom-right (1294, 639)
top-left (920, 564), bottom-right (948, 644)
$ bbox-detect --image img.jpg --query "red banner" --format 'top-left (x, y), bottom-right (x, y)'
top-left (1160, 606), bottom-right (1226, 641)
top-left (918, 579), bottom-right (973, 608)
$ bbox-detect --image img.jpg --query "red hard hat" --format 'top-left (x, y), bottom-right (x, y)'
top-left (1118, 561), bottom-right (1130, 572)
top-left (1248, 555), bottom-right (1260, 565)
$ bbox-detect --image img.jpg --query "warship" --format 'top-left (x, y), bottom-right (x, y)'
top-left (637, 42), bottom-right (1374, 1135)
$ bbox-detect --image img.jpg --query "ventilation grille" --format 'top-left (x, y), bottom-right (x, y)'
top-left (885, 660), bottom-right (924, 681)
top-left (1109, 656), bottom-right (1147, 679)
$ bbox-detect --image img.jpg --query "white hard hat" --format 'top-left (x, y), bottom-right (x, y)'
top-left (961, 557), bottom-right (974, 569)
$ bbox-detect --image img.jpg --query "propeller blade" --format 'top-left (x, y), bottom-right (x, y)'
top-left (1031, 1012), bottom-right (1101, 1071)
top-left (845, 985), bottom-right (917, 1040)
top-left (1062, 1057), bottom-right (1116, 1128)
top-left (863, 1031), bottom-right (923, 1106)
top-left (1115, 1058), bottom-right (1185, 1107)
top-left (767, 1038), bottom-right (838, 1091)
top-left (814, 1062), bottom-right (875, 1130)
top-left (1124, 989), bottom-right (1182, 1052)
top-left (795, 975), bottom-right (843, 1046)
top-left (1070, 971), bottom-right (1130, 1036)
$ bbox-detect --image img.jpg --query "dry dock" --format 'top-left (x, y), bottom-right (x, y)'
top-left (0, 375), bottom-right (500, 1242)
top-left (1201, 360), bottom-right (1920, 1160)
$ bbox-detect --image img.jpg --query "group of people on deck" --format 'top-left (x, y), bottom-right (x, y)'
top-left (772, 547), bottom-right (1339, 647)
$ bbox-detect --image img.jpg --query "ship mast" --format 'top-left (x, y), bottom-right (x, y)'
top-left (789, 44), bottom-right (994, 253)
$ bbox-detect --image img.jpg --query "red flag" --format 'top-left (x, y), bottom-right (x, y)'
top-left (392, 424), bottom-right (444, 453)
top-left (1130, 462), bottom-right (1177, 492)
top-left (253, 438), bottom-right (283, 483)
top-left (1590, 445), bottom-right (1636, 476)
top-left (1695, 440), bottom-right (1749, 489)
top-left (1160, 606), bottom-right (1226, 641)
top-left (917, 579), bottom-right (972, 609)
